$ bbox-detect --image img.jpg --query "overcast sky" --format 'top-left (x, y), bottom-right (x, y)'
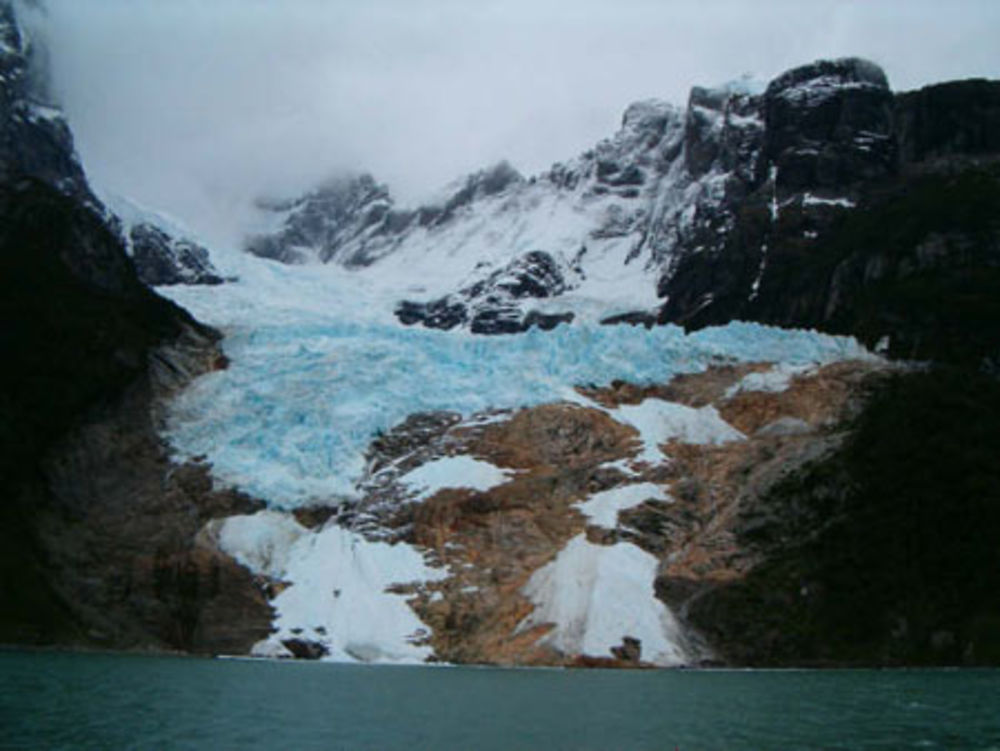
top-left (33, 0), bottom-right (1000, 247)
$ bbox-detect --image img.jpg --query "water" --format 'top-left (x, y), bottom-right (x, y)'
top-left (2, 652), bottom-right (999, 750)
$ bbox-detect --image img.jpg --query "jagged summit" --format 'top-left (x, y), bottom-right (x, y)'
top-left (0, 0), bottom-right (224, 288)
top-left (767, 57), bottom-right (889, 96)
top-left (0, 0), bottom-right (94, 204)
top-left (247, 173), bottom-right (393, 265)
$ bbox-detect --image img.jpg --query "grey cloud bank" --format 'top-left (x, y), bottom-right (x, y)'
top-left (35, 0), bottom-right (1000, 247)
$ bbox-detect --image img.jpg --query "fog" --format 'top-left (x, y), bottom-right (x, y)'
top-left (34, 0), bottom-right (1000, 247)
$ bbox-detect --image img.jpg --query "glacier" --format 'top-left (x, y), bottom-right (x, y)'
top-left (161, 251), bottom-right (873, 508)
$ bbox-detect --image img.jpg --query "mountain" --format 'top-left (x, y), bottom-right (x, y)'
top-left (248, 58), bottom-right (1000, 362)
top-left (2, 0), bottom-right (998, 667)
top-left (191, 57), bottom-right (1000, 666)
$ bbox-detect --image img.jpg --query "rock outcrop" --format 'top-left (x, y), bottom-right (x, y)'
top-left (114, 212), bottom-right (225, 287)
top-left (395, 250), bottom-right (576, 333)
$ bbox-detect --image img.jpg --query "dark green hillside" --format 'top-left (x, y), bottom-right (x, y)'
top-left (690, 367), bottom-right (1000, 666)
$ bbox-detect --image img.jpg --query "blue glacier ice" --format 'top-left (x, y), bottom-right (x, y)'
top-left (165, 317), bottom-right (872, 508)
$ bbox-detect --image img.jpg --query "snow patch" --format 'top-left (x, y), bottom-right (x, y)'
top-left (612, 399), bottom-right (744, 462)
top-left (216, 511), bottom-right (445, 664)
top-left (216, 510), bottom-right (306, 579)
top-left (575, 483), bottom-right (670, 529)
top-left (725, 363), bottom-right (814, 398)
top-left (399, 455), bottom-right (514, 501)
top-left (598, 457), bottom-right (640, 478)
top-left (802, 193), bottom-right (855, 209)
top-left (518, 534), bottom-right (688, 666)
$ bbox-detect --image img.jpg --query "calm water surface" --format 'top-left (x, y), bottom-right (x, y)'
top-left (1, 651), bottom-right (999, 750)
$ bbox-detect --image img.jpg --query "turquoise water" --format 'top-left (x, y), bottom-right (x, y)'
top-left (2, 652), bottom-right (999, 750)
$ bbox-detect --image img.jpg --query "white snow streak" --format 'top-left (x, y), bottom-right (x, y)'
top-left (725, 363), bottom-right (814, 398)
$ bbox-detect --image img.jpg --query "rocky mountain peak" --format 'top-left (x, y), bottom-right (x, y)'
top-left (240, 55), bottom-right (998, 363)
top-left (422, 160), bottom-right (525, 226)
top-left (0, 0), bottom-right (93, 204)
top-left (763, 57), bottom-right (895, 191)
top-left (0, 2), bottom-right (21, 52)
top-left (246, 172), bottom-right (393, 265)
top-left (619, 99), bottom-right (676, 139)
top-left (765, 57), bottom-right (889, 99)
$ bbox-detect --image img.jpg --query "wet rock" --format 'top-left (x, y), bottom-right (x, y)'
top-left (610, 636), bottom-right (642, 663)
top-left (396, 250), bottom-right (576, 334)
top-left (281, 638), bottom-right (330, 660)
top-left (127, 223), bottom-right (224, 286)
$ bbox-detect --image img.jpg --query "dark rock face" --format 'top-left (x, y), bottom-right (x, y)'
top-left (610, 636), bottom-right (642, 663)
top-left (281, 638), bottom-right (330, 659)
top-left (895, 79), bottom-right (1000, 164)
top-left (0, 3), bottom-right (95, 207)
top-left (126, 222), bottom-right (224, 286)
top-left (0, 2), bottom-right (268, 652)
top-left (683, 368), bottom-right (1000, 666)
top-left (685, 84), bottom-right (765, 181)
top-left (0, 179), bottom-right (272, 652)
top-left (1, 3), bottom-right (223, 290)
top-left (395, 250), bottom-right (575, 334)
top-left (658, 61), bottom-right (1000, 367)
top-left (246, 173), bottom-right (393, 265)
top-left (763, 58), bottom-right (894, 190)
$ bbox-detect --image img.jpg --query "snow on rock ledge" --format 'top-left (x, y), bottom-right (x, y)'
top-left (612, 399), bottom-right (745, 462)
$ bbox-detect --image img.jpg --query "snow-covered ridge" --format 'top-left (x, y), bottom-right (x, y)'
top-left (242, 96), bottom-right (690, 326)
